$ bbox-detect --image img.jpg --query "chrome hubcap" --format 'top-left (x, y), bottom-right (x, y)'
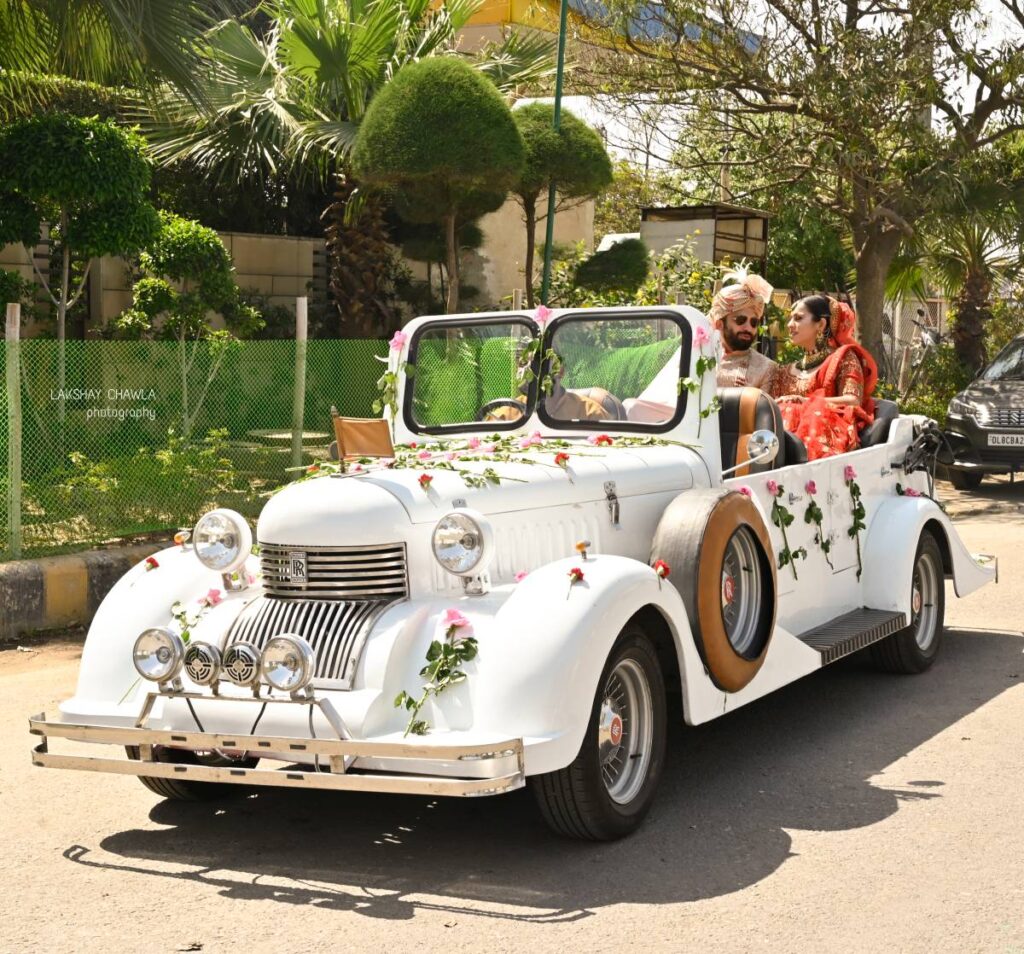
top-left (722, 527), bottom-right (762, 656)
top-left (912, 550), bottom-right (940, 650)
top-left (598, 658), bottom-right (654, 804)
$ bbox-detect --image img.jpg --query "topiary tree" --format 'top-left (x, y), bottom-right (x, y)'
top-left (0, 113), bottom-right (160, 422)
top-left (352, 58), bottom-right (525, 312)
top-left (574, 238), bottom-right (651, 296)
top-left (512, 104), bottom-right (613, 307)
top-left (111, 212), bottom-right (262, 438)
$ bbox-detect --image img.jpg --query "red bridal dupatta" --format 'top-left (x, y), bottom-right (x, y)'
top-left (781, 300), bottom-right (878, 460)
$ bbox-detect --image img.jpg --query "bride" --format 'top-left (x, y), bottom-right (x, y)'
top-left (770, 295), bottom-right (878, 460)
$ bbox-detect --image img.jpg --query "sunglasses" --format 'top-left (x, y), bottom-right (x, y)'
top-left (732, 315), bottom-right (762, 328)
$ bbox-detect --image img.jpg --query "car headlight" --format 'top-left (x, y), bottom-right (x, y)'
top-left (261, 634), bottom-right (316, 693)
top-left (432, 509), bottom-right (494, 576)
top-left (183, 641), bottom-right (222, 687)
top-left (948, 396), bottom-right (976, 420)
top-left (133, 628), bottom-right (185, 683)
top-left (193, 508), bottom-right (252, 573)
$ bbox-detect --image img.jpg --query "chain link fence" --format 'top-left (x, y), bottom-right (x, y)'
top-left (1, 338), bottom-right (386, 561)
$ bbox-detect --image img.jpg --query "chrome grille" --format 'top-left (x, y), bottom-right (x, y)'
top-left (225, 596), bottom-right (388, 687)
top-left (980, 407), bottom-right (1024, 428)
top-left (259, 542), bottom-right (408, 600)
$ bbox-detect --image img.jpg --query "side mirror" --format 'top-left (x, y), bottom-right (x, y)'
top-left (746, 429), bottom-right (780, 466)
top-left (721, 428), bottom-right (780, 477)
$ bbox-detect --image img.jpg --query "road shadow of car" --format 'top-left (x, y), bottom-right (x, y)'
top-left (67, 628), bottom-right (1023, 921)
top-left (938, 474), bottom-right (1024, 520)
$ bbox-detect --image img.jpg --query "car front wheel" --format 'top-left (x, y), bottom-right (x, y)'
top-left (532, 624), bottom-right (667, 840)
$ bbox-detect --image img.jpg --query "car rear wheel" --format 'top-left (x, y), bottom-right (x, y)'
top-left (870, 532), bottom-right (945, 674)
top-left (532, 624), bottom-right (667, 840)
top-left (125, 746), bottom-right (258, 801)
top-left (948, 469), bottom-right (983, 490)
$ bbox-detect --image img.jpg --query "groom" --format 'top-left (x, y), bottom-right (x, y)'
top-left (714, 303), bottom-right (777, 391)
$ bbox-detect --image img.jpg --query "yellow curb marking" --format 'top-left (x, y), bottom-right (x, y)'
top-left (39, 557), bottom-right (89, 626)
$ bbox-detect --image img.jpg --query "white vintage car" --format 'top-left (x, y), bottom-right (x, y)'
top-left (30, 306), bottom-right (996, 840)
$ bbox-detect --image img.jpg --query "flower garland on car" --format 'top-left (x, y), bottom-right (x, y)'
top-left (803, 480), bottom-right (834, 570)
top-left (678, 324), bottom-right (721, 437)
top-left (373, 330), bottom-right (415, 430)
top-left (845, 465), bottom-right (866, 579)
top-left (767, 479), bottom-right (806, 580)
top-left (394, 608), bottom-right (479, 736)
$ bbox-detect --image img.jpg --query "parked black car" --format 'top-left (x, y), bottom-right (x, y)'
top-left (944, 333), bottom-right (1024, 489)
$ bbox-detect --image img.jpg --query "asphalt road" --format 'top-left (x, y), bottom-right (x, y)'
top-left (3, 479), bottom-right (1023, 954)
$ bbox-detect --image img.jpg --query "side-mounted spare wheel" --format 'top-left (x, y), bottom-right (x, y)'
top-left (869, 531), bottom-right (946, 673)
top-left (532, 623), bottom-right (667, 840)
top-left (651, 488), bottom-right (776, 692)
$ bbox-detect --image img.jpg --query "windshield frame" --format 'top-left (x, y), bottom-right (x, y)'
top-left (979, 335), bottom-right (1024, 382)
top-left (402, 314), bottom-right (539, 435)
top-left (536, 309), bottom-right (692, 434)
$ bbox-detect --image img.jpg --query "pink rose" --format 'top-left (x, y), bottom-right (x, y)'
top-left (738, 486), bottom-right (752, 497)
top-left (805, 480), bottom-right (817, 495)
top-left (467, 437), bottom-right (481, 450)
top-left (246, 572), bottom-right (257, 585)
top-left (417, 450), bottom-right (432, 460)
top-left (844, 465), bottom-right (857, 481)
top-left (902, 486), bottom-right (923, 497)
top-left (481, 443), bottom-right (497, 454)
top-left (352, 463), bottom-right (364, 472)
top-left (518, 436), bottom-right (534, 450)
top-left (766, 479), bottom-right (779, 496)
top-left (515, 570), bottom-right (528, 582)
top-left (201, 588), bottom-right (223, 608)
top-left (694, 325), bottom-right (711, 347)
top-left (443, 608), bottom-right (472, 630)
top-left (389, 329), bottom-right (408, 352)
top-left (534, 305), bottom-right (552, 325)
top-left (445, 451), bottom-right (457, 461)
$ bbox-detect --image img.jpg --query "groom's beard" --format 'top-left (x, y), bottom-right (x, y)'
top-left (722, 325), bottom-right (755, 353)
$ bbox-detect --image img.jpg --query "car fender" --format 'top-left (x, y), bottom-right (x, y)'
top-left (369, 554), bottom-right (712, 775)
top-left (68, 545), bottom-right (259, 710)
top-left (862, 497), bottom-right (993, 616)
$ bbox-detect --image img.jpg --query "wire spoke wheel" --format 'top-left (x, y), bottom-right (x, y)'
top-left (720, 527), bottom-right (762, 657)
top-left (911, 546), bottom-right (942, 650)
top-left (598, 659), bottom-right (654, 805)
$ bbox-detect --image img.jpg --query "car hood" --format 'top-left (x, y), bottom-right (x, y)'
top-left (960, 379), bottom-right (1024, 404)
top-left (257, 444), bottom-right (703, 546)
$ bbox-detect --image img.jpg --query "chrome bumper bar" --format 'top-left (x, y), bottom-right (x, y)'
top-left (29, 712), bottom-right (525, 798)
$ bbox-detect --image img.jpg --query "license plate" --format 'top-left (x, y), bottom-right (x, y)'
top-left (287, 551), bottom-right (308, 583)
top-left (987, 433), bottom-right (1024, 446)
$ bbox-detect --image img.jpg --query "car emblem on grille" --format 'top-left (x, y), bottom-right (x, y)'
top-left (287, 551), bottom-right (308, 583)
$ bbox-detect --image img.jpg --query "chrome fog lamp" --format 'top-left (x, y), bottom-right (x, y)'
top-left (183, 641), bottom-right (222, 687)
top-left (193, 508), bottom-right (252, 574)
top-left (261, 634), bottom-right (316, 693)
top-left (432, 509), bottom-right (494, 576)
top-left (222, 642), bottom-right (262, 688)
top-left (133, 628), bottom-right (185, 683)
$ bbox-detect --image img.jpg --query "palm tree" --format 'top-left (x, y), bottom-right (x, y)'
top-left (142, 0), bottom-right (555, 184)
top-left (0, 0), bottom-right (227, 109)
top-left (887, 172), bottom-right (1024, 375)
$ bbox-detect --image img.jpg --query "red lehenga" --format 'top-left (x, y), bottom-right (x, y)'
top-left (770, 301), bottom-right (878, 461)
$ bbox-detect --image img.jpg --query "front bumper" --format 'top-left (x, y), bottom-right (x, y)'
top-left (945, 415), bottom-right (1024, 472)
top-left (29, 694), bottom-right (525, 798)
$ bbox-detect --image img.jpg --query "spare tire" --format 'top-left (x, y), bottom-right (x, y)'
top-left (651, 488), bottom-right (775, 692)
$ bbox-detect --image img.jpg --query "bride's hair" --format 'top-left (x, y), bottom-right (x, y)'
top-left (796, 294), bottom-right (832, 337)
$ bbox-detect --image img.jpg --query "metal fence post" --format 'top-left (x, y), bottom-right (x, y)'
top-left (5, 303), bottom-right (22, 559)
top-left (290, 296), bottom-right (308, 475)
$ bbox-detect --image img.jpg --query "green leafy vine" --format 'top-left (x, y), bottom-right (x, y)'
top-left (768, 480), bottom-right (806, 579)
top-left (845, 466), bottom-right (866, 579)
top-left (803, 480), bottom-right (834, 570)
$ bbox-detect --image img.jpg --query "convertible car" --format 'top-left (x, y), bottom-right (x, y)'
top-left (29, 306), bottom-right (996, 840)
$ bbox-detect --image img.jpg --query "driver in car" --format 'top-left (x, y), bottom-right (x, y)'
top-left (485, 347), bottom-right (609, 423)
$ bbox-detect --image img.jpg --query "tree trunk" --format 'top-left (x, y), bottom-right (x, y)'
top-left (524, 198), bottom-right (537, 309)
top-left (952, 271), bottom-right (990, 374)
top-left (853, 231), bottom-right (901, 366)
top-left (444, 211), bottom-right (459, 314)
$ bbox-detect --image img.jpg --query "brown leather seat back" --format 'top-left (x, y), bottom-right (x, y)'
top-left (718, 387), bottom-right (787, 475)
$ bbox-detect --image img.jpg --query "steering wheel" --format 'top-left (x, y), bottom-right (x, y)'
top-left (478, 398), bottom-right (526, 422)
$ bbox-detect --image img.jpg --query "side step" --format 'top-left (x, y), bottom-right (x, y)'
top-left (797, 608), bottom-right (908, 664)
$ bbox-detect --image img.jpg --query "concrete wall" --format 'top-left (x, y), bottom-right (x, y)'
top-left (458, 195), bottom-right (595, 307)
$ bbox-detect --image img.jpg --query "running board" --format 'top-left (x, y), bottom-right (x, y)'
top-left (797, 608), bottom-right (908, 664)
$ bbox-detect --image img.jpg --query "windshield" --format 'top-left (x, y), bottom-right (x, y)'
top-left (981, 338), bottom-right (1024, 381)
top-left (539, 312), bottom-right (688, 430)
top-left (405, 317), bottom-right (537, 432)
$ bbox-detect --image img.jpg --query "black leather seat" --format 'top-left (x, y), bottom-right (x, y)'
top-left (719, 387), bottom-right (804, 473)
top-left (860, 399), bottom-right (899, 447)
